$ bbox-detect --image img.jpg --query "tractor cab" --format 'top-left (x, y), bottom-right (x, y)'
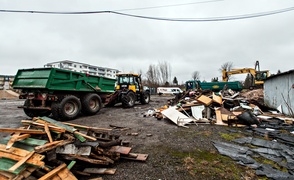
top-left (116, 73), bottom-right (142, 93)
top-left (106, 73), bottom-right (150, 108)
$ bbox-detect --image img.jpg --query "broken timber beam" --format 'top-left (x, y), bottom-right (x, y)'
top-left (21, 120), bottom-right (66, 133)
top-left (6, 133), bottom-right (31, 150)
top-left (0, 128), bottom-right (46, 135)
top-left (66, 154), bottom-right (110, 165)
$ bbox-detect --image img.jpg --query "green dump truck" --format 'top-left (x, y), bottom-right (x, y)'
top-left (185, 80), bottom-right (243, 92)
top-left (12, 68), bottom-right (116, 121)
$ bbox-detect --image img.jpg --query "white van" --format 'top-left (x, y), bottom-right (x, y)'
top-left (157, 87), bottom-right (183, 95)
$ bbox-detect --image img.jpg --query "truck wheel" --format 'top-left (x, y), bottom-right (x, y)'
top-left (81, 93), bottom-right (102, 115)
top-left (140, 92), bottom-right (150, 104)
top-left (51, 95), bottom-right (81, 121)
top-left (23, 99), bottom-right (51, 118)
top-left (122, 92), bottom-right (136, 108)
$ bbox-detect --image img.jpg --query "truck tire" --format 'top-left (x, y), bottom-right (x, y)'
top-left (122, 91), bottom-right (136, 108)
top-left (51, 95), bottom-right (81, 121)
top-left (23, 99), bottom-right (51, 118)
top-left (140, 92), bottom-right (150, 104)
top-left (81, 93), bottom-right (102, 115)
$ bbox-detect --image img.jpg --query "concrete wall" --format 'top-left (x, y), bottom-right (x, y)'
top-left (264, 71), bottom-right (294, 116)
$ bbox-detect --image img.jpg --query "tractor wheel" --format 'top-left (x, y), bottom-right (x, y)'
top-left (140, 92), bottom-right (150, 104)
top-left (51, 95), bottom-right (81, 121)
top-left (81, 93), bottom-right (102, 115)
top-left (23, 99), bottom-right (51, 118)
top-left (122, 92), bottom-right (136, 108)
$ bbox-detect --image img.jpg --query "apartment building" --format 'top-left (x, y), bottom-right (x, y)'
top-left (44, 60), bottom-right (120, 79)
top-left (0, 75), bottom-right (14, 90)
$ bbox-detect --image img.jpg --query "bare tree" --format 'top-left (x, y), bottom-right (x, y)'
top-left (158, 61), bottom-right (171, 86)
top-left (220, 62), bottom-right (233, 81)
top-left (192, 71), bottom-right (200, 81)
top-left (146, 64), bottom-right (159, 87)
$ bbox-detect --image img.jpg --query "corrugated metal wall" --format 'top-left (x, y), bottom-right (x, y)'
top-left (264, 71), bottom-right (294, 116)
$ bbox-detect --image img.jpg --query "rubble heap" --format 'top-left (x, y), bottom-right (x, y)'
top-left (0, 116), bottom-right (148, 180)
top-left (150, 88), bottom-right (293, 128)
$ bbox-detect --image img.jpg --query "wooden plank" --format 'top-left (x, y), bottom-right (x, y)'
top-left (212, 92), bottom-right (223, 105)
top-left (6, 134), bottom-right (31, 149)
top-left (34, 137), bottom-right (74, 154)
top-left (0, 144), bottom-right (31, 157)
top-left (197, 95), bottom-right (213, 106)
top-left (74, 131), bottom-right (96, 141)
top-left (34, 140), bottom-right (63, 153)
top-left (44, 123), bottom-right (53, 143)
top-left (0, 151), bottom-right (45, 167)
top-left (0, 128), bottom-right (46, 134)
top-left (56, 167), bottom-right (78, 180)
top-left (90, 153), bottom-right (114, 164)
top-left (67, 154), bottom-right (109, 165)
top-left (5, 131), bottom-right (21, 150)
top-left (63, 122), bottom-right (112, 131)
top-left (122, 153), bottom-right (149, 161)
top-left (9, 151), bottom-right (35, 172)
top-left (83, 168), bottom-right (116, 175)
top-left (38, 117), bottom-right (77, 133)
top-left (22, 120), bottom-right (66, 133)
top-left (38, 163), bottom-right (67, 180)
top-left (109, 146), bottom-right (132, 155)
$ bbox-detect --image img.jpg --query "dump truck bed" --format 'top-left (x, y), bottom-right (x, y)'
top-left (199, 81), bottom-right (242, 91)
top-left (12, 68), bottom-right (116, 93)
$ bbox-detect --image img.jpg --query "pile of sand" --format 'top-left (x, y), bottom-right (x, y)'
top-left (0, 90), bottom-right (19, 99)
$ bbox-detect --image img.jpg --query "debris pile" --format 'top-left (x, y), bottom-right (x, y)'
top-left (149, 88), bottom-right (294, 128)
top-left (0, 116), bottom-right (148, 180)
top-left (145, 88), bottom-right (294, 179)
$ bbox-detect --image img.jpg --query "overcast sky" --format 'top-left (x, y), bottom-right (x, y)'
top-left (1, 0), bottom-right (294, 83)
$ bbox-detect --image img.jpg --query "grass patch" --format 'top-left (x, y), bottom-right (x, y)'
top-left (254, 157), bottom-right (288, 173)
top-left (165, 147), bottom-right (256, 179)
top-left (219, 132), bottom-right (244, 141)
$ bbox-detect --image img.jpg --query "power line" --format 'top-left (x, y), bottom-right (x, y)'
top-left (112, 7), bottom-right (294, 21)
top-left (0, 6), bottom-right (294, 22)
top-left (114, 0), bottom-right (224, 12)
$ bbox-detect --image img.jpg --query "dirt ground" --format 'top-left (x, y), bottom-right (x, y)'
top-left (0, 95), bottom-right (257, 180)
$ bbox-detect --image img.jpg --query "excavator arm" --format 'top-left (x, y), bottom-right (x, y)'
top-left (222, 68), bottom-right (256, 82)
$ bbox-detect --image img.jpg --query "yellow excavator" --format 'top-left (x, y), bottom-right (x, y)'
top-left (222, 61), bottom-right (270, 88)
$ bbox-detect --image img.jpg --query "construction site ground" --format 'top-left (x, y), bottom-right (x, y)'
top-left (0, 94), bottom-right (258, 180)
